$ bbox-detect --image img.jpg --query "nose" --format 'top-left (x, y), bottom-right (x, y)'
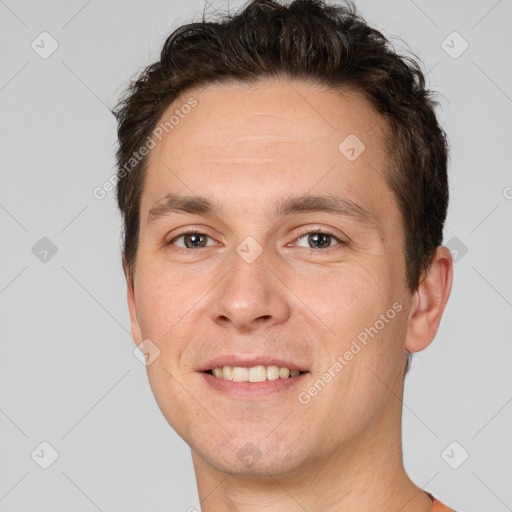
top-left (209, 249), bottom-right (291, 333)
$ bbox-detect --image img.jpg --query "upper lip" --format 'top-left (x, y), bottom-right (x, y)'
top-left (199, 355), bottom-right (309, 372)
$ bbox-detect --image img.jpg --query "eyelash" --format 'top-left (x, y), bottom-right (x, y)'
top-left (293, 228), bottom-right (345, 249)
top-left (166, 228), bottom-right (345, 251)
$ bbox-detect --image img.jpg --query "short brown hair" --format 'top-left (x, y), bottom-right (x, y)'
top-left (113, 0), bottom-right (448, 291)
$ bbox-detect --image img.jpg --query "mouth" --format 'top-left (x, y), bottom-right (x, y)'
top-left (198, 360), bottom-right (310, 399)
top-left (203, 365), bottom-right (308, 381)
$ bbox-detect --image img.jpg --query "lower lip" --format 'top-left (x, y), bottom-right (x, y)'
top-left (199, 371), bottom-right (309, 399)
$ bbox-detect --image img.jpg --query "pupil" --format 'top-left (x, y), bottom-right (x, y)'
top-left (185, 233), bottom-right (206, 248)
top-left (309, 233), bottom-right (330, 249)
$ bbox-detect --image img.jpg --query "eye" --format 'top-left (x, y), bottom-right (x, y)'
top-left (167, 230), bottom-right (217, 249)
top-left (293, 230), bottom-right (343, 250)
top-left (166, 229), bottom-right (344, 251)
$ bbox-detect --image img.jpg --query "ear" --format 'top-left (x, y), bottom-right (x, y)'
top-left (123, 256), bottom-right (143, 346)
top-left (405, 246), bottom-right (453, 353)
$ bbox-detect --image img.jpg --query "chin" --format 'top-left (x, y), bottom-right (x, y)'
top-left (192, 435), bottom-right (312, 479)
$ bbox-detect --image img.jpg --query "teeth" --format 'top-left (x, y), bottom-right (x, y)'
top-left (266, 365), bottom-right (280, 380)
top-left (223, 365), bottom-right (234, 380)
top-left (207, 365), bottom-right (304, 381)
top-left (232, 366), bottom-right (249, 382)
top-left (249, 365), bottom-right (267, 382)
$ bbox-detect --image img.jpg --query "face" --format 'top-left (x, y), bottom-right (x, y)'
top-left (126, 77), bottom-right (415, 478)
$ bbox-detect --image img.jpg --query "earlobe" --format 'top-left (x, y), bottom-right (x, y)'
top-left (405, 246), bottom-right (453, 353)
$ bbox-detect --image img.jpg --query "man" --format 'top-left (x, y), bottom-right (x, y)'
top-left (113, 0), bottom-right (455, 510)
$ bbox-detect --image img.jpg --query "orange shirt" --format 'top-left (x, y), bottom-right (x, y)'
top-left (432, 496), bottom-right (456, 511)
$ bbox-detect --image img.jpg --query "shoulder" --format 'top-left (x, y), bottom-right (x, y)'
top-left (432, 497), bottom-right (457, 512)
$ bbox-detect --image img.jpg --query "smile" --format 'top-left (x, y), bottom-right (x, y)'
top-left (204, 365), bottom-right (307, 381)
top-left (200, 366), bottom-right (309, 399)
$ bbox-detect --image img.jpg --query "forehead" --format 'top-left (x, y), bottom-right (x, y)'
top-left (150, 78), bottom-right (385, 159)
top-left (142, 77), bottom-right (393, 223)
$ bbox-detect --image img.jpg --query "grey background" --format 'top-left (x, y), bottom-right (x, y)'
top-left (1, 0), bottom-right (511, 510)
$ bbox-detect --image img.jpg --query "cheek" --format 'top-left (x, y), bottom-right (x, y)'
top-left (288, 260), bottom-right (396, 336)
top-left (134, 264), bottom-right (187, 341)
top-left (290, 260), bottom-right (406, 389)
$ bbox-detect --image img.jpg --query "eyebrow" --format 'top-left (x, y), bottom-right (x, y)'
top-left (147, 193), bottom-right (376, 226)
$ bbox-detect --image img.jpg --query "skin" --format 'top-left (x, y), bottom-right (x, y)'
top-left (124, 77), bottom-right (453, 511)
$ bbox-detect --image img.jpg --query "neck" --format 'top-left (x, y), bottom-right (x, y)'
top-left (191, 376), bottom-right (432, 512)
